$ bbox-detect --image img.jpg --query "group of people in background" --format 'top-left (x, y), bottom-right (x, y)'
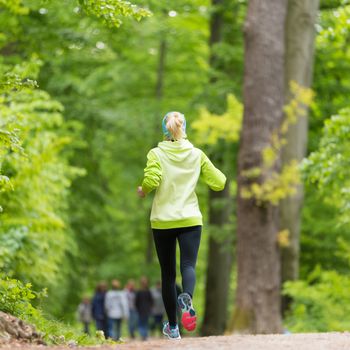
top-left (77, 277), bottom-right (165, 341)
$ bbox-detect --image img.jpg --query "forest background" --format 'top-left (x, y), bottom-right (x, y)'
top-left (1, 0), bottom-right (350, 344)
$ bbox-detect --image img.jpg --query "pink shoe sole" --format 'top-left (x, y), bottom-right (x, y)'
top-left (182, 311), bottom-right (197, 331)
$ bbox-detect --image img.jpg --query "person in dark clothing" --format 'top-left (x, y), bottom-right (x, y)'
top-left (91, 281), bottom-right (108, 338)
top-left (135, 276), bottom-right (154, 341)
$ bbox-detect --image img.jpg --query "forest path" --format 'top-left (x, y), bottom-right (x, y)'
top-left (2, 333), bottom-right (350, 350)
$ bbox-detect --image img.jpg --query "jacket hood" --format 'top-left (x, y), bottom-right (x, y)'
top-left (157, 139), bottom-right (194, 162)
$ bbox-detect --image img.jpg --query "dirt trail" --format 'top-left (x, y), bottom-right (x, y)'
top-left (2, 333), bottom-right (350, 350)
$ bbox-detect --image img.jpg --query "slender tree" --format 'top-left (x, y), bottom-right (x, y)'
top-left (232, 0), bottom-right (288, 333)
top-left (146, 31), bottom-right (168, 265)
top-left (202, 183), bottom-right (232, 335)
top-left (280, 0), bottom-right (320, 312)
top-left (201, 0), bottom-right (233, 335)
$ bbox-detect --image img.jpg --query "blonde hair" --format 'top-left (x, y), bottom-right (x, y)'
top-left (166, 112), bottom-right (186, 140)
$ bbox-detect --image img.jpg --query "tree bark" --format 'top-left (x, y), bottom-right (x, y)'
top-left (146, 36), bottom-right (168, 265)
top-left (156, 39), bottom-right (167, 100)
top-left (209, 0), bottom-right (223, 73)
top-left (202, 182), bottom-right (233, 335)
top-left (232, 0), bottom-right (287, 334)
top-left (281, 0), bottom-right (319, 312)
top-left (201, 0), bottom-right (233, 336)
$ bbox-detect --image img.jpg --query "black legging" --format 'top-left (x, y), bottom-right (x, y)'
top-left (152, 225), bottom-right (202, 326)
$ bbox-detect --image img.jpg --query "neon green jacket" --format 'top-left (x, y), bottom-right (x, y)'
top-left (142, 139), bottom-right (226, 229)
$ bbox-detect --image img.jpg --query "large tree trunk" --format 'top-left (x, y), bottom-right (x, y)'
top-left (202, 183), bottom-right (232, 335)
top-left (280, 0), bottom-right (319, 312)
top-left (201, 0), bottom-right (233, 336)
top-left (232, 0), bottom-right (287, 334)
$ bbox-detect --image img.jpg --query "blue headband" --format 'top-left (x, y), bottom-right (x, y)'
top-left (162, 112), bottom-right (186, 138)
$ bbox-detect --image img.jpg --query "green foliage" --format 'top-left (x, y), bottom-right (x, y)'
top-left (23, 0), bottom-right (212, 319)
top-left (310, 4), bottom-right (350, 151)
top-left (294, 109), bottom-right (350, 333)
top-left (0, 0), bottom-right (28, 15)
top-left (1, 0), bottom-right (216, 320)
top-left (303, 108), bottom-right (350, 223)
top-left (298, 20), bottom-right (350, 321)
top-left (30, 315), bottom-right (112, 346)
top-left (0, 276), bottom-right (41, 317)
top-left (300, 185), bottom-right (350, 277)
top-left (320, 0), bottom-right (350, 11)
top-left (197, 0), bottom-right (246, 110)
top-left (0, 276), bottom-right (110, 346)
top-left (0, 0), bottom-right (241, 336)
top-left (284, 267), bottom-right (350, 332)
top-left (80, 0), bottom-right (152, 27)
top-left (2, 0), bottom-right (349, 336)
top-left (297, 1), bottom-right (350, 285)
top-left (0, 61), bottom-right (37, 197)
top-left (192, 94), bottom-right (242, 146)
top-left (0, 58), bottom-right (84, 326)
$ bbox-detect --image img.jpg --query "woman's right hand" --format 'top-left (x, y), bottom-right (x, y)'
top-left (137, 186), bottom-right (145, 198)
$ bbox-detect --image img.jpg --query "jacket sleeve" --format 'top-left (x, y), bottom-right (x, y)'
top-left (200, 151), bottom-right (227, 191)
top-left (141, 149), bottom-right (162, 194)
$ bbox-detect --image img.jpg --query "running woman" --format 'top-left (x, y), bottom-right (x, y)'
top-left (137, 111), bottom-right (226, 340)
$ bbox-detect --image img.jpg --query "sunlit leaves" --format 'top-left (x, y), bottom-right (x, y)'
top-left (277, 229), bottom-right (290, 248)
top-left (241, 160), bottom-right (300, 206)
top-left (191, 94), bottom-right (243, 146)
top-left (0, 276), bottom-right (38, 316)
top-left (0, 61), bottom-right (38, 196)
top-left (0, 0), bottom-right (29, 15)
top-left (241, 83), bottom-right (313, 206)
top-left (283, 81), bottom-right (315, 132)
top-left (311, 4), bottom-right (350, 151)
top-left (79, 0), bottom-right (151, 27)
top-left (303, 108), bottom-right (350, 223)
top-left (263, 82), bottom-right (314, 168)
top-left (0, 59), bottom-right (83, 290)
top-left (284, 268), bottom-right (350, 332)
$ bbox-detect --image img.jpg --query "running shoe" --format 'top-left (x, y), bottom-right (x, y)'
top-left (162, 322), bottom-right (181, 340)
top-left (177, 292), bottom-right (197, 331)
